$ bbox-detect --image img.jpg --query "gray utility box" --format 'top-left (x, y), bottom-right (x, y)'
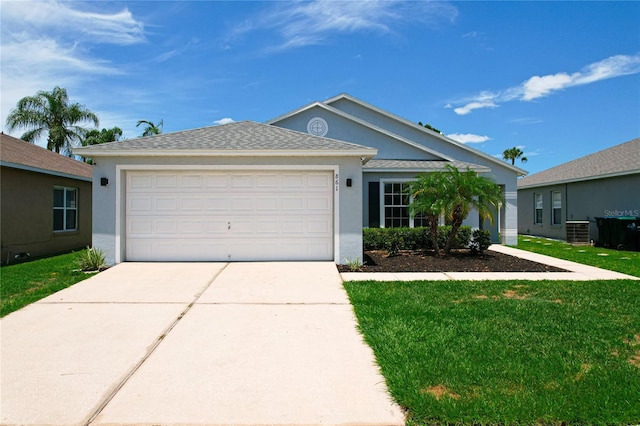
top-left (566, 220), bottom-right (590, 244)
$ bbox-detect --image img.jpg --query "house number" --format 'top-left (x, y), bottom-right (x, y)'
top-left (335, 173), bottom-right (339, 192)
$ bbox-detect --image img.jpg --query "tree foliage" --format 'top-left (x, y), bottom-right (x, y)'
top-left (418, 121), bottom-right (443, 134)
top-left (136, 119), bottom-right (163, 137)
top-left (82, 127), bottom-right (123, 146)
top-left (406, 165), bottom-right (504, 255)
top-left (502, 146), bottom-right (528, 165)
top-left (5, 86), bottom-right (99, 156)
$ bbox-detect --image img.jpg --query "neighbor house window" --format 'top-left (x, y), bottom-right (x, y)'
top-left (551, 191), bottom-right (562, 226)
top-left (534, 193), bottom-right (543, 224)
top-left (53, 187), bottom-right (78, 231)
top-left (381, 181), bottom-right (428, 228)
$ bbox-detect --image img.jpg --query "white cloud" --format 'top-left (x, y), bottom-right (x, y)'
top-left (447, 133), bottom-right (491, 144)
top-left (213, 118), bottom-right (235, 125)
top-left (1, 1), bottom-right (145, 45)
top-left (0, 1), bottom-right (146, 134)
top-left (450, 53), bottom-right (640, 115)
top-left (229, 0), bottom-right (458, 52)
top-left (453, 101), bottom-right (497, 116)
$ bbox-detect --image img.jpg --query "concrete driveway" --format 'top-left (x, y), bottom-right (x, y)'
top-left (0, 262), bottom-right (404, 426)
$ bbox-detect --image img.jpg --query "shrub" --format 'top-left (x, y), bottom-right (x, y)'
top-left (384, 228), bottom-right (404, 256)
top-left (343, 257), bottom-right (363, 272)
top-left (362, 226), bottom-right (472, 252)
top-left (77, 247), bottom-right (106, 272)
top-left (470, 229), bottom-right (492, 254)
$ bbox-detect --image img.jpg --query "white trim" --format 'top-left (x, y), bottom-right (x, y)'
top-left (364, 166), bottom-right (491, 173)
top-left (115, 164), bottom-right (341, 263)
top-left (378, 178), bottom-right (419, 229)
top-left (1, 161), bottom-right (92, 182)
top-left (73, 148), bottom-right (375, 159)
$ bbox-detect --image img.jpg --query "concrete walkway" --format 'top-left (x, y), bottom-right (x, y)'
top-left (0, 262), bottom-right (404, 426)
top-left (341, 244), bottom-right (639, 281)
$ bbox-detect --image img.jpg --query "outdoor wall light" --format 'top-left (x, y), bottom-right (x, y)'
top-left (100, 177), bottom-right (109, 186)
top-left (346, 178), bottom-right (353, 187)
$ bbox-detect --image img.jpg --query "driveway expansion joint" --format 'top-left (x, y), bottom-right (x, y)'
top-left (82, 263), bottom-right (229, 426)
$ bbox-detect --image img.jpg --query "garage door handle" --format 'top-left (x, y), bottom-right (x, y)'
top-left (228, 221), bottom-right (231, 230)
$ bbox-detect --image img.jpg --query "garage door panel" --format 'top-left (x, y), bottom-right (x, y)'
top-left (126, 171), bottom-right (333, 261)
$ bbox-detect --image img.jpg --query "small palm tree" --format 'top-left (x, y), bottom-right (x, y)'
top-left (502, 147), bottom-right (528, 165)
top-left (136, 119), bottom-right (163, 137)
top-left (441, 166), bottom-right (504, 254)
top-left (5, 86), bottom-right (99, 156)
top-left (406, 172), bottom-right (448, 256)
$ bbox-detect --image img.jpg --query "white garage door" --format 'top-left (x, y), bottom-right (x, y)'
top-left (126, 170), bottom-right (334, 261)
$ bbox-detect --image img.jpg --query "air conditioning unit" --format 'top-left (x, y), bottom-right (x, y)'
top-left (566, 220), bottom-right (590, 244)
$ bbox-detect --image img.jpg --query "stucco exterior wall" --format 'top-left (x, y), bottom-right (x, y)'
top-left (518, 174), bottom-right (640, 242)
top-left (1, 167), bottom-right (92, 264)
top-left (91, 155), bottom-right (364, 265)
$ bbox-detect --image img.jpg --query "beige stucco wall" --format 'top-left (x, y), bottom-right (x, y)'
top-left (1, 167), bottom-right (92, 264)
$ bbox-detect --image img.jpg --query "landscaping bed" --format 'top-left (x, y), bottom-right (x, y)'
top-left (338, 249), bottom-right (568, 273)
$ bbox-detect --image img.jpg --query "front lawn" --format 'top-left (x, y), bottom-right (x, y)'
top-left (516, 235), bottom-right (640, 277)
top-left (0, 251), bottom-right (92, 317)
top-left (345, 279), bottom-right (640, 425)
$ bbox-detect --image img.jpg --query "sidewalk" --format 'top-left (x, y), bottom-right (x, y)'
top-left (340, 245), bottom-right (639, 282)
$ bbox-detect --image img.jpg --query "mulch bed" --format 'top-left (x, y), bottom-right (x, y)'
top-left (337, 249), bottom-right (568, 273)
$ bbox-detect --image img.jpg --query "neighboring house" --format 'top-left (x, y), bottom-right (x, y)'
top-left (1, 133), bottom-right (92, 264)
top-left (517, 137), bottom-right (640, 242)
top-left (74, 94), bottom-right (524, 266)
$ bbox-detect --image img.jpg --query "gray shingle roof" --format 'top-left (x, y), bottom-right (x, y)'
top-left (1, 133), bottom-right (92, 179)
top-left (74, 121), bottom-right (376, 155)
top-left (518, 138), bottom-right (640, 188)
top-left (363, 159), bottom-right (490, 172)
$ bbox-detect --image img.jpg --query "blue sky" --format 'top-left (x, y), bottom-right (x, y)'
top-left (1, 0), bottom-right (638, 174)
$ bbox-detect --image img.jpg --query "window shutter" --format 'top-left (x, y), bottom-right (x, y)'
top-left (368, 182), bottom-right (380, 228)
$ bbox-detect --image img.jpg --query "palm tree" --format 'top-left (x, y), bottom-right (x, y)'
top-left (440, 165), bottom-right (504, 254)
top-left (406, 172), bottom-right (448, 256)
top-left (82, 126), bottom-right (123, 146)
top-left (502, 147), bottom-right (528, 165)
top-left (5, 86), bottom-right (99, 156)
top-left (136, 119), bottom-right (163, 137)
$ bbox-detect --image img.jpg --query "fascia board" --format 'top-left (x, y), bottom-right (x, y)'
top-left (364, 166), bottom-right (491, 174)
top-left (323, 93), bottom-right (528, 176)
top-left (264, 101), bottom-right (326, 125)
top-left (0, 161), bottom-right (92, 182)
top-left (71, 148), bottom-right (378, 160)
top-left (517, 169), bottom-right (640, 189)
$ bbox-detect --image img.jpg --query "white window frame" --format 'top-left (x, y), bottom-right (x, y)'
top-left (53, 186), bottom-right (78, 232)
top-left (551, 191), bottom-right (562, 226)
top-left (534, 192), bottom-right (543, 224)
top-left (379, 179), bottom-right (427, 228)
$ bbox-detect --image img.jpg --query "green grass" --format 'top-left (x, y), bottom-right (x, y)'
top-left (345, 279), bottom-right (640, 425)
top-left (0, 251), bottom-right (93, 317)
top-left (516, 235), bottom-right (640, 277)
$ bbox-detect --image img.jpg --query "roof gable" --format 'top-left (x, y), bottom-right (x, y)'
top-left (518, 137), bottom-right (640, 188)
top-left (0, 133), bottom-right (92, 180)
top-left (326, 94), bottom-right (527, 176)
top-left (74, 121), bottom-right (377, 159)
top-left (268, 93), bottom-right (526, 176)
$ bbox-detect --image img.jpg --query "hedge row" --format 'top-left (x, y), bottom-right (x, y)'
top-left (363, 226), bottom-right (472, 253)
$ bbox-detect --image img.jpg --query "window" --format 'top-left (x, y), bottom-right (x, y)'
top-left (53, 187), bottom-right (78, 231)
top-left (382, 181), bottom-right (428, 228)
top-left (552, 191), bottom-right (562, 225)
top-left (534, 193), bottom-right (543, 224)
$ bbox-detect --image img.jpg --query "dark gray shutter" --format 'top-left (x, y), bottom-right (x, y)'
top-left (368, 182), bottom-right (380, 228)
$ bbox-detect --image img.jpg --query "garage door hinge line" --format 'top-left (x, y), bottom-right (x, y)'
top-left (83, 263), bottom-right (229, 426)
